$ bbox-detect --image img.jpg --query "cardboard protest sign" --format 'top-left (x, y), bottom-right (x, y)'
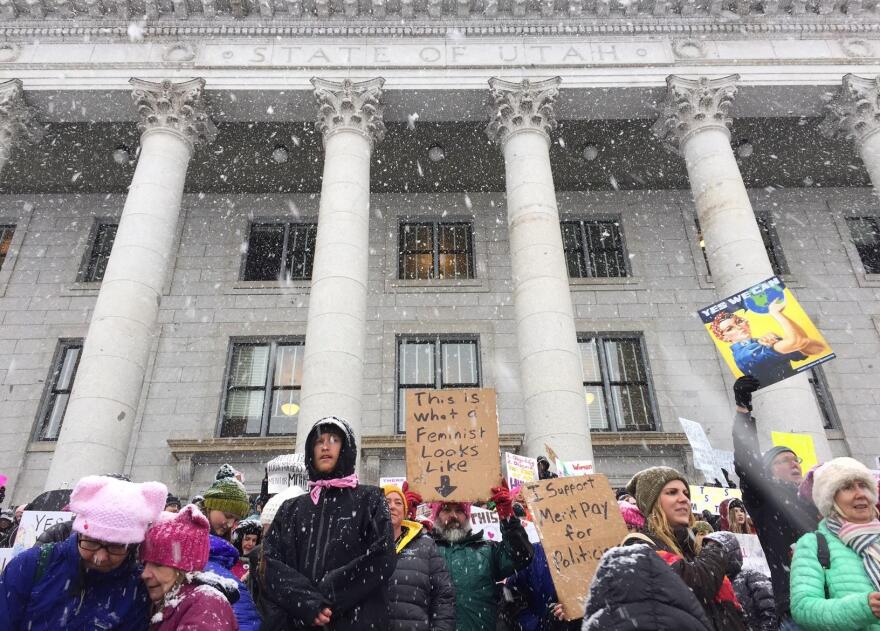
top-left (12, 510), bottom-right (74, 553)
top-left (689, 485), bottom-right (742, 514)
top-left (771, 431), bottom-right (818, 473)
top-left (734, 533), bottom-right (771, 577)
top-left (470, 505), bottom-right (541, 544)
top-left (678, 418), bottom-right (726, 486)
top-left (405, 388), bottom-right (502, 502)
top-left (267, 453), bottom-right (306, 494)
top-left (505, 453), bottom-right (539, 490)
top-left (379, 477), bottom-right (407, 488)
top-left (523, 475), bottom-right (627, 620)
top-left (698, 276), bottom-right (834, 388)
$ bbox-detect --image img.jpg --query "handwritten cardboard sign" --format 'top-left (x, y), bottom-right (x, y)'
top-left (523, 475), bottom-right (627, 620)
top-left (405, 388), bottom-right (501, 503)
top-left (505, 452), bottom-right (539, 490)
top-left (12, 510), bottom-right (74, 553)
top-left (689, 485), bottom-right (743, 514)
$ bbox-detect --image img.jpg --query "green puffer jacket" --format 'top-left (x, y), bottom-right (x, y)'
top-left (791, 520), bottom-right (880, 631)
top-left (433, 517), bottom-right (533, 631)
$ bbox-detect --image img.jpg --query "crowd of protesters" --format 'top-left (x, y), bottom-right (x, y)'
top-left (1, 376), bottom-right (879, 630)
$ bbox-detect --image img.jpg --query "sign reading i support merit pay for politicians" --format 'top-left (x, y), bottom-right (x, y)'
top-left (698, 276), bottom-right (834, 388)
top-left (405, 388), bottom-right (502, 503)
top-left (523, 474), bottom-right (627, 620)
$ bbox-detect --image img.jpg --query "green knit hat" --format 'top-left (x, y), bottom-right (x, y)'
top-left (202, 477), bottom-right (250, 519)
top-left (625, 466), bottom-right (690, 517)
top-left (693, 521), bottom-right (714, 535)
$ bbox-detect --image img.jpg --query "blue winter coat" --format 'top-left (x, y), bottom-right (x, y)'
top-left (0, 533), bottom-right (150, 631)
top-left (207, 534), bottom-right (262, 631)
top-left (507, 543), bottom-right (561, 631)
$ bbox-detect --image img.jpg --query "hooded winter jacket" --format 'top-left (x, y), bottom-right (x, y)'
top-left (206, 534), bottom-right (263, 631)
top-left (790, 520), bottom-right (880, 631)
top-left (149, 571), bottom-right (240, 631)
top-left (433, 514), bottom-right (534, 631)
top-left (631, 528), bottom-right (748, 631)
top-left (733, 410), bottom-right (820, 619)
top-left (0, 532), bottom-right (150, 631)
top-left (583, 543), bottom-right (714, 631)
top-left (719, 498), bottom-right (756, 534)
top-left (710, 530), bottom-right (777, 631)
top-left (387, 520), bottom-right (455, 631)
top-left (262, 416), bottom-right (397, 630)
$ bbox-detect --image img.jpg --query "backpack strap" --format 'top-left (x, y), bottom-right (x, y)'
top-left (814, 532), bottom-right (831, 599)
top-left (33, 542), bottom-right (55, 584)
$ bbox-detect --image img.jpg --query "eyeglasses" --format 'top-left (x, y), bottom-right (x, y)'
top-left (78, 536), bottom-right (129, 557)
top-left (774, 456), bottom-right (803, 466)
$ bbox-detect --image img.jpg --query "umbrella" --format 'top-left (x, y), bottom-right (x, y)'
top-left (26, 489), bottom-right (72, 512)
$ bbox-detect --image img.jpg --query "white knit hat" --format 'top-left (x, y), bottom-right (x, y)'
top-left (811, 457), bottom-right (878, 518)
top-left (260, 485), bottom-right (305, 527)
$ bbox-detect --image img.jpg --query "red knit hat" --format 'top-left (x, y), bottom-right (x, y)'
top-left (140, 505), bottom-right (210, 572)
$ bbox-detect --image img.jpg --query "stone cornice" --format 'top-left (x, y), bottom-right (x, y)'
top-left (486, 76), bottom-right (561, 146)
top-left (312, 76), bottom-right (386, 146)
top-left (0, 78), bottom-right (42, 152)
top-left (653, 73), bottom-right (739, 153)
top-left (821, 73), bottom-right (880, 145)
top-left (130, 77), bottom-right (216, 149)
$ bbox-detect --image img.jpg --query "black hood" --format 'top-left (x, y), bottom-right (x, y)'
top-left (305, 416), bottom-right (358, 481)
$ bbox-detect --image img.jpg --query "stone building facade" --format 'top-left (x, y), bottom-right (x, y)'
top-left (0, 6), bottom-right (878, 501)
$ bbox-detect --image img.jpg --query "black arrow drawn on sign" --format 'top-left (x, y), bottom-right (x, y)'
top-left (435, 475), bottom-right (457, 498)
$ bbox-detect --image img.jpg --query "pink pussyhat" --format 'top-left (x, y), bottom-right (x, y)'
top-left (430, 501), bottom-right (473, 523)
top-left (618, 500), bottom-right (646, 530)
top-left (70, 475), bottom-right (167, 545)
top-left (141, 505), bottom-right (210, 572)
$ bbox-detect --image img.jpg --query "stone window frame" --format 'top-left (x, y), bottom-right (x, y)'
top-left (0, 201), bottom-right (33, 297)
top-left (557, 200), bottom-right (642, 291)
top-left (77, 219), bottom-right (118, 284)
top-left (32, 338), bottom-right (84, 442)
top-left (381, 195), bottom-right (490, 294)
top-left (394, 334), bottom-right (482, 434)
top-left (216, 335), bottom-right (306, 439)
top-left (830, 197), bottom-right (880, 287)
top-left (397, 219), bottom-right (476, 282)
top-left (560, 216), bottom-right (631, 280)
top-left (576, 331), bottom-right (661, 433)
top-left (238, 220), bottom-right (318, 283)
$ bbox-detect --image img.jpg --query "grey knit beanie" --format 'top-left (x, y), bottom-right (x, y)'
top-left (625, 466), bottom-right (690, 517)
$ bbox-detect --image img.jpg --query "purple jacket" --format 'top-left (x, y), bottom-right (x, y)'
top-left (150, 581), bottom-right (239, 631)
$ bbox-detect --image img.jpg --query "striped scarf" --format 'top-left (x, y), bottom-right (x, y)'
top-left (826, 514), bottom-right (880, 590)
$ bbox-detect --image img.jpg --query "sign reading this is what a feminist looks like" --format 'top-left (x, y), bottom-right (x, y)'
top-left (405, 388), bottom-right (502, 503)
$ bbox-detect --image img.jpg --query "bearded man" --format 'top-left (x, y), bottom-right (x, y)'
top-left (430, 486), bottom-right (534, 631)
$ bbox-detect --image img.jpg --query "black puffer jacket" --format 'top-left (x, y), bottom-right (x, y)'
top-left (582, 543), bottom-right (714, 631)
top-left (262, 416), bottom-right (397, 630)
top-left (388, 522), bottom-right (455, 631)
top-left (709, 530), bottom-right (777, 631)
top-left (733, 410), bottom-right (820, 619)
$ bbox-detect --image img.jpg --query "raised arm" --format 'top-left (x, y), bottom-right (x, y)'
top-left (768, 300), bottom-right (825, 356)
top-left (732, 376), bottom-right (770, 514)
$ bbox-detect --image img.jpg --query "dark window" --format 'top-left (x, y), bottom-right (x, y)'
top-left (82, 222), bottom-right (117, 283)
top-left (561, 219), bottom-right (628, 278)
top-left (396, 337), bottom-right (480, 432)
top-left (755, 212), bottom-right (789, 276)
top-left (696, 214), bottom-right (788, 278)
top-left (37, 341), bottom-right (83, 440)
top-left (398, 221), bottom-right (474, 280)
top-left (243, 222), bottom-right (317, 281)
top-left (220, 339), bottom-right (304, 437)
top-left (0, 225), bottom-right (14, 271)
top-left (808, 366), bottom-right (839, 430)
top-left (579, 335), bottom-right (657, 431)
top-left (846, 216), bottom-right (880, 274)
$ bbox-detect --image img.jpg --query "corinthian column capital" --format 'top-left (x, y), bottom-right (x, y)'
top-left (312, 77), bottom-right (386, 146)
top-left (0, 79), bottom-right (43, 150)
top-left (129, 78), bottom-right (216, 149)
top-left (652, 74), bottom-right (740, 153)
top-left (821, 74), bottom-right (880, 146)
top-left (485, 76), bottom-right (561, 146)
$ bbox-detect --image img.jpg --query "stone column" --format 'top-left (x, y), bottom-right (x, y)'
top-left (822, 74), bottom-right (880, 195)
top-left (0, 79), bottom-right (43, 176)
top-left (44, 79), bottom-right (215, 489)
top-left (486, 77), bottom-right (594, 463)
top-left (295, 78), bottom-right (385, 447)
top-left (654, 74), bottom-right (831, 460)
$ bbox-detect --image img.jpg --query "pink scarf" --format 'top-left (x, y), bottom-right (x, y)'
top-left (308, 473), bottom-right (359, 504)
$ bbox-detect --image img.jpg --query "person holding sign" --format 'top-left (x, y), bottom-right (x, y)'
top-left (733, 376), bottom-right (821, 630)
top-left (262, 416), bottom-right (397, 631)
top-left (622, 466), bottom-right (747, 631)
top-left (790, 457), bottom-right (880, 631)
top-left (430, 483), bottom-right (534, 631)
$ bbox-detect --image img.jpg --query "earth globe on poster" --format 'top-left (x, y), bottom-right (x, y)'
top-left (744, 286), bottom-right (786, 314)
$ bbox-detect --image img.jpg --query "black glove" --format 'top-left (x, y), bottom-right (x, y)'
top-left (733, 375), bottom-right (760, 411)
top-left (0, 486), bottom-right (4, 505)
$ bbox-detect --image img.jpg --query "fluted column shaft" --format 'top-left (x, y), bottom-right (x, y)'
top-left (45, 79), bottom-right (214, 489)
top-left (487, 77), bottom-right (594, 463)
top-left (295, 78), bottom-right (385, 446)
top-left (655, 74), bottom-right (831, 461)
